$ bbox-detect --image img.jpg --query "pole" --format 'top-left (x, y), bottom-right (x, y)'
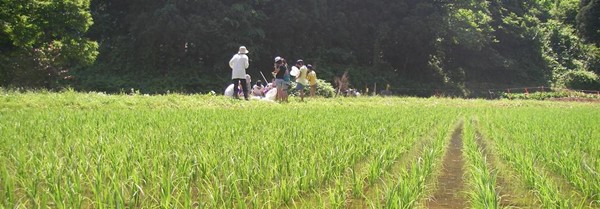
top-left (260, 71), bottom-right (269, 85)
top-left (374, 83), bottom-right (377, 96)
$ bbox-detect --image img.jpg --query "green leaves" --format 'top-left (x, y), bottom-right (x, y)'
top-left (3, 0), bottom-right (600, 93)
top-left (0, 0), bottom-right (98, 89)
top-left (2, 0), bottom-right (93, 48)
top-left (577, 0), bottom-right (600, 45)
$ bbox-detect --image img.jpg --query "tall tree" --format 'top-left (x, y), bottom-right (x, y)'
top-left (577, 0), bottom-right (600, 45)
top-left (0, 0), bottom-right (98, 89)
top-left (5, 0), bottom-right (599, 94)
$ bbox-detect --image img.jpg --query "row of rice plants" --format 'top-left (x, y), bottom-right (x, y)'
top-left (379, 114), bottom-right (459, 208)
top-left (0, 103), bottom-right (457, 208)
top-left (479, 107), bottom-right (600, 208)
top-left (462, 119), bottom-right (500, 208)
top-left (321, 107), bottom-right (461, 208)
top-left (253, 105), bottom-right (456, 208)
top-left (295, 117), bottom-right (426, 208)
top-left (0, 107), bottom-right (370, 207)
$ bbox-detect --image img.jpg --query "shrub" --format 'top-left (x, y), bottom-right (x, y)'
top-left (289, 79), bottom-right (336, 98)
top-left (502, 89), bottom-right (600, 100)
top-left (559, 70), bottom-right (600, 90)
top-left (315, 79), bottom-right (336, 98)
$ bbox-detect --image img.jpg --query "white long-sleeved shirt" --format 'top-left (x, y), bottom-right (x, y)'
top-left (229, 53), bottom-right (249, 79)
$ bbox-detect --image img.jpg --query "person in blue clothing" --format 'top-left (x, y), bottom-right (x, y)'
top-left (272, 56), bottom-right (289, 102)
top-left (281, 58), bottom-right (291, 102)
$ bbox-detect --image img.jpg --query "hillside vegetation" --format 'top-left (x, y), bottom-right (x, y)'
top-left (2, 0), bottom-right (600, 96)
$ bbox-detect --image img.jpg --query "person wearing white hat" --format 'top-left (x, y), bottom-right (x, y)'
top-left (229, 46), bottom-right (250, 100)
top-left (272, 56), bottom-right (289, 102)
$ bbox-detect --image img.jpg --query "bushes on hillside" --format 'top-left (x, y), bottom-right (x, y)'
top-left (559, 70), bottom-right (600, 90)
top-left (502, 90), bottom-right (600, 100)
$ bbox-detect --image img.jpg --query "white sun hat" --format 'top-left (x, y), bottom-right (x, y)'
top-left (238, 46), bottom-right (249, 54)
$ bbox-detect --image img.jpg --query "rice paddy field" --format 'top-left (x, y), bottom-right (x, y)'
top-left (1, 90), bottom-right (599, 208)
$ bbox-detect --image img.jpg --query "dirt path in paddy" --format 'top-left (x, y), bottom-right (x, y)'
top-left (426, 126), bottom-right (467, 209)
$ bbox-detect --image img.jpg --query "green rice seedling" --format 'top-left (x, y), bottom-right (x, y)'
top-left (350, 168), bottom-right (364, 198)
top-left (328, 177), bottom-right (346, 209)
top-left (463, 119), bottom-right (500, 209)
top-left (385, 169), bottom-right (420, 209)
top-left (2, 92), bottom-right (598, 208)
top-left (367, 151), bottom-right (386, 184)
top-left (383, 120), bottom-right (455, 209)
top-left (479, 108), bottom-right (598, 208)
top-left (1, 164), bottom-right (15, 207)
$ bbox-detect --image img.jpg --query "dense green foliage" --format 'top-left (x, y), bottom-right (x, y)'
top-left (0, 0), bottom-right (98, 89)
top-left (577, 0), bottom-right (600, 45)
top-left (559, 69), bottom-right (600, 89)
top-left (502, 89), bottom-right (600, 100)
top-left (2, 0), bottom-right (600, 96)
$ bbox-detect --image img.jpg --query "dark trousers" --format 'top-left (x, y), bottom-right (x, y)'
top-left (233, 78), bottom-right (248, 99)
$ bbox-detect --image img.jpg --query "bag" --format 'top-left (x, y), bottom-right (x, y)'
top-left (290, 66), bottom-right (300, 77)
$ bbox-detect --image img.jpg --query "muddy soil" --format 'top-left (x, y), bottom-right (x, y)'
top-left (426, 127), bottom-right (467, 209)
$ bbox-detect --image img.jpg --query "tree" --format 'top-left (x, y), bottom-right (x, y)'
top-left (4, 0), bottom-right (599, 94)
top-left (0, 0), bottom-right (98, 89)
top-left (577, 0), bottom-right (600, 45)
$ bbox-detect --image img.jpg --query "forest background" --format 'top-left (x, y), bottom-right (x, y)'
top-left (1, 0), bottom-right (600, 97)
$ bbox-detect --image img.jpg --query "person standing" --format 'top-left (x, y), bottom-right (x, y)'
top-left (282, 58), bottom-right (291, 102)
top-left (245, 74), bottom-right (252, 96)
top-left (307, 64), bottom-right (317, 97)
top-left (272, 56), bottom-right (288, 102)
top-left (295, 60), bottom-right (309, 101)
top-left (229, 46), bottom-right (250, 100)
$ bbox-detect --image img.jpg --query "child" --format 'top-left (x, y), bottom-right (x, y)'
top-left (252, 80), bottom-right (265, 97)
top-left (307, 64), bottom-right (317, 97)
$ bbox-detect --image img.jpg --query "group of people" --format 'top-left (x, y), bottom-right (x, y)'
top-left (228, 46), bottom-right (317, 102)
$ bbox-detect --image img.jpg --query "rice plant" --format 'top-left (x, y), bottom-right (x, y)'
top-left (0, 91), bottom-right (598, 208)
